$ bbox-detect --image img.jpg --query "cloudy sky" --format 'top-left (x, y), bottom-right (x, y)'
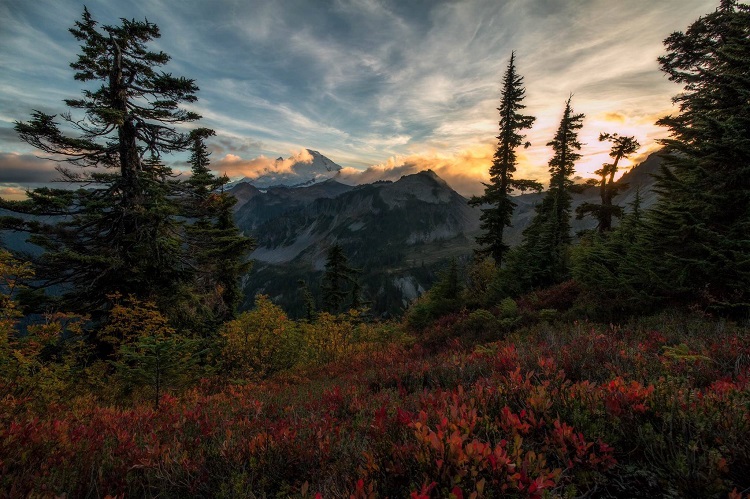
top-left (0, 0), bottom-right (714, 198)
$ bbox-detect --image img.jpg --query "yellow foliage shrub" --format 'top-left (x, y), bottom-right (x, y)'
top-left (301, 311), bottom-right (358, 365)
top-left (101, 294), bottom-right (176, 348)
top-left (220, 295), bottom-right (300, 379)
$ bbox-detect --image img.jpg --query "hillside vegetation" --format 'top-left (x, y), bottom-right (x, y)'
top-left (2, 289), bottom-right (749, 497)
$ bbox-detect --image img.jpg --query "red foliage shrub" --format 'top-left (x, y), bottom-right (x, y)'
top-left (2, 313), bottom-right (748, 497)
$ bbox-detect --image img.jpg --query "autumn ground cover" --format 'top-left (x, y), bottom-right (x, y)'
top-left (2, 310), bottom-right (749, 498)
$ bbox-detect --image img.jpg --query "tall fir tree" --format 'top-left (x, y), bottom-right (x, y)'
top-left (1, 8), bottom-right (204, 315)
top-left (183, 129), bottom-right (255, 332)
top-left (297, 279), bottom-right (316, 322)
top-left (576, 133), bottom-right (640, 232)
top-left (509, 97), bottom-right (584, 290)
top-left (321, 244), bottom-right (359, 314)
top-left (470, 53), bottom-right (542, 265)
top-left (645, 0), bottom-right (750, 312)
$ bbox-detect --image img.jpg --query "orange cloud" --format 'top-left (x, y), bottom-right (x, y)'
top-left (572, 110), bottom-right (669, 180)
top-left (213, 148), bottom-right (314, 179)
top-left (338, 144), bottom-right (494, 197)
top-left (0, 186), bottom-right (29, 201)
top-left (603, 112), bottom-right (627, 123)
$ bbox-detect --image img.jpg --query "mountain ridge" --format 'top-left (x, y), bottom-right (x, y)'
top-left (232, 151), bottom-right (662, 316)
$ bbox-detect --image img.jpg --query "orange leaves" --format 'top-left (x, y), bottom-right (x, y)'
top-left (2, 311), bottom-right (750, 497)
top-left (101, 294), bottom-right (175, 347)
top-left (350, 478), bottom-right (376, 499)
top-left (601, 377), bottom-right (654, 417)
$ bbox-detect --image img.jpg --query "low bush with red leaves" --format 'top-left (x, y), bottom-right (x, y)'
top-left (2, 312), bottom-right (749, 498)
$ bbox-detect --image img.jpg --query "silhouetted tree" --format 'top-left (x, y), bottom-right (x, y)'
top-left (405, 258), bottom-right (464, 330)
top-left (576, 133), bottom-right (640, 232)
top-left (297, 279), bottom-right (316, 322)
top-left (183, 129), bottom-right (255, 332)
top-left (509, 97), bottom-right (584, 290)
top-left (2, 8), bottom-right (205, 315)
top-left (431, 258), bottom-right (461, 301)
top-left (572, 189), bottom-right (656, 318)
top-left (321, 244), bottom-right (359, 314)
top-left (470, 53), bottom-right (542, 265)
top-left (644, 0), bottom-right (750, 313)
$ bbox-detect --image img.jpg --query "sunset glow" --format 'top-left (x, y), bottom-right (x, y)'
top-left (0, 0), bottom-right (713, 196)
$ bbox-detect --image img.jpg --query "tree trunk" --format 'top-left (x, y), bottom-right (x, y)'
top-left (111, 38), bottom-right (141, 210)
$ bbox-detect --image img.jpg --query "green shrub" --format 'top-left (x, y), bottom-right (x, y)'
top-left (498, 297), bottom-right (519, 318)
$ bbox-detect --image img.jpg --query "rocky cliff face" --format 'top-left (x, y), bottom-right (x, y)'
top-left (232, 179), bottom-right (353, 231)
top-left (232, 169), bottom-right (481, 316)
top-left (242, 170), bottom-right (480, 266)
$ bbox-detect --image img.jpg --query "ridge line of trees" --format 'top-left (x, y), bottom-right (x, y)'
top-left (467, 0), bottom-right (749, 316)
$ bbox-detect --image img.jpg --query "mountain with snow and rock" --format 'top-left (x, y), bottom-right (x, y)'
top-left (233, 149), bottom-right (343, 189)
top-left (232, 169), bottom-right (481, 316)
top-left (230, 151), bottom-right (663, 317)
top-left (247, 169), bottom-right (480, 266)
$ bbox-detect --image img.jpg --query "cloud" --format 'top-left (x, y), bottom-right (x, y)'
top-left (213, 148), bottom-right (314, 179)
top-left (0, 185), bottom-right (29, 201)
top-left (0, 127), bottom-right (24, 147)
top-left (0, 153), bottom-right (61, 183)
top-left (0, 0), bottom-right (712, 190)
top-left (210, 136), bottom-right (265, 156)
top-left (603, 112), bottom-right (627, 124)
top-left (338, 144), bottom-right (494, 197)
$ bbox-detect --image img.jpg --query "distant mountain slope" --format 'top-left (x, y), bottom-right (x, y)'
top-left (232, 152), bottom-right (662, 317)
top-left (235, 170), bottom-right (481, 316)
top-left (232, 179), bottom-right (353, 231)
top-left (246, 170), bottom-right (480, 267)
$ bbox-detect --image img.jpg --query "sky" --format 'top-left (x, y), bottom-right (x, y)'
top-left (0, 0), bottom-right (716, 199)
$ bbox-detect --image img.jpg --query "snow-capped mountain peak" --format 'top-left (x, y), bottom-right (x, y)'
top-left (236, 149), bottom-right (343, 189)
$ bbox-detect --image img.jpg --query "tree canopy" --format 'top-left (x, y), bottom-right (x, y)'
top-left (507, 97), bottom-right (584, 291)
top-left (645, 0), bottom-right (750, 313)
top-left (2, 8), bottom-right (252, 322)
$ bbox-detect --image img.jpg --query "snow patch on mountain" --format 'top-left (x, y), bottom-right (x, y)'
top-left (232, 149), bottom-right (343, 189)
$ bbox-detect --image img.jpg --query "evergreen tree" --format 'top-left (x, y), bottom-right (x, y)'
top-left (183, 129), bottom-right (255, 331)
top-left (431, 258), bottom-right (461, 301)
top-left (297, 279), bottom-right (316, 322)
top-left (405, 258), bottom-right (464, 330)
top-left (576, 133), bottom-right (640, 232)
top-left (106, 297), bottom-right (203, 410)
top-left (572, 189), bottom-right (657, 318)
top-left (1, 8), bottom-right (205, 315)
top-left (645, 0), bottom-right (750, 312)
top-left (321, 244), bottom-right (359, 314)
top-left (469, 53), bottom-right (542, 265)
top-left (510, 97), bottom-right (584, 290)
